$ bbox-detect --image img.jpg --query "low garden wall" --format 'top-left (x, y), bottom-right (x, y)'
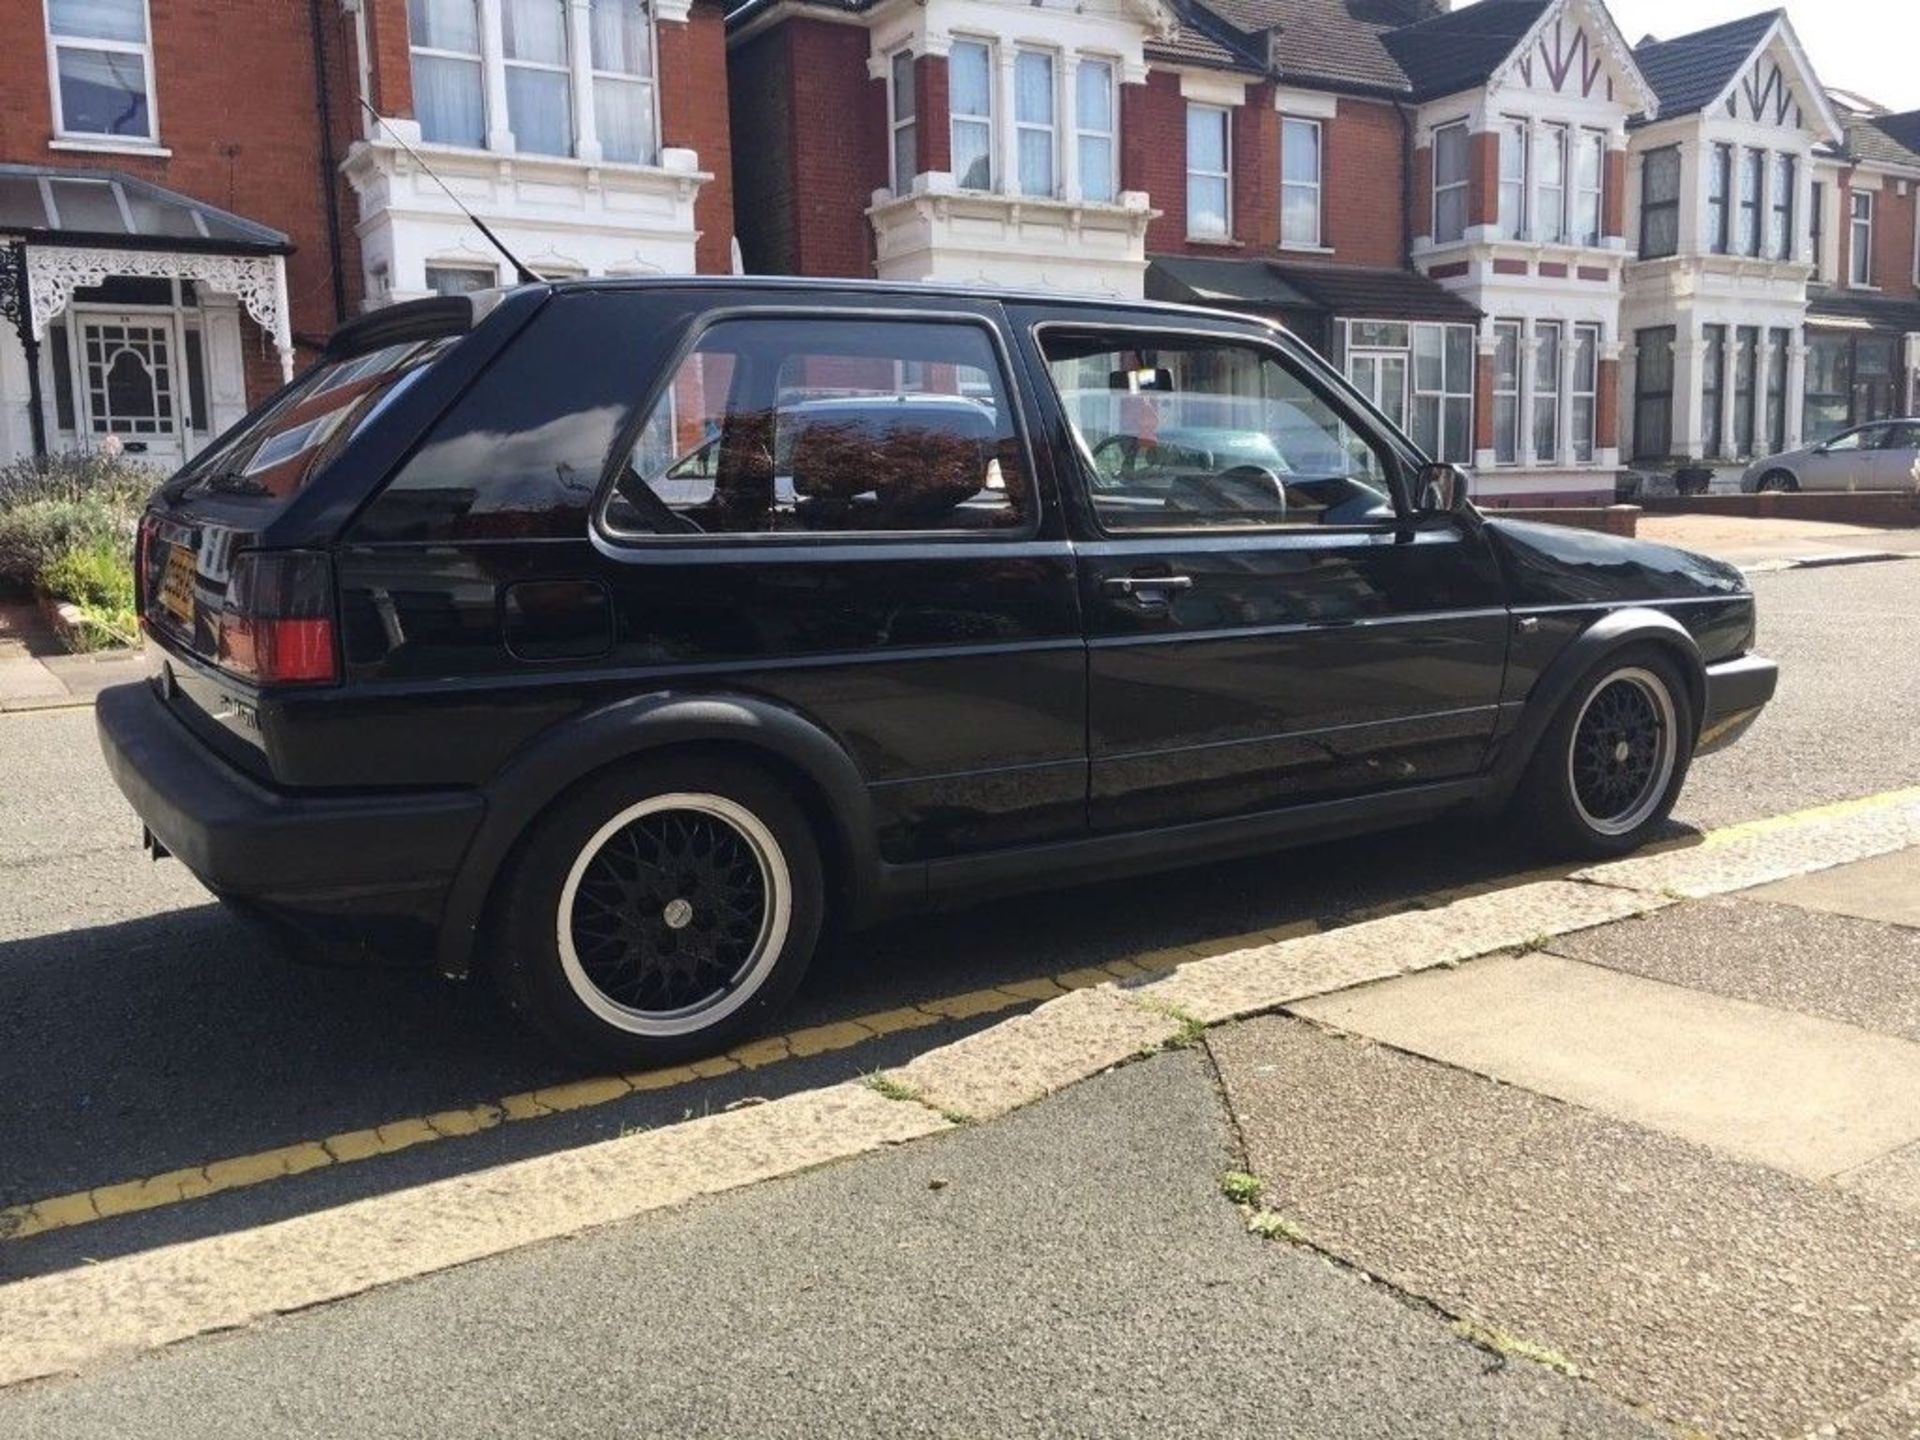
top-left (1636, 491), bottom-right (1920, 527)
top-left (1481, 504), bottom-right (1641, 537)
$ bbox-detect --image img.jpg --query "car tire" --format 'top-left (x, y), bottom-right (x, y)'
top-left (1757, 469), bottom-right (1797, 493)
top-left (1518, 645), bottom-right (1696, 859)
top-left (493, 754), bottom-right (824, 1068)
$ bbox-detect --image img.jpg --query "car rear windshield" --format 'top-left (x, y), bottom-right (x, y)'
top-left (170, 337), bottom-right (455, 507)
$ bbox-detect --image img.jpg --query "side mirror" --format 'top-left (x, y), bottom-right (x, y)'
top-left (1414, 462), bottom-right (1474, 519)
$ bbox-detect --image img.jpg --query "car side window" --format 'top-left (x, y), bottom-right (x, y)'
top-left (1825, 427), bottom-right (1873, 452)
top-left (604, 316), bottom-right (1032, 538)
top-left (1038, 329), bottom-right (1399, 531)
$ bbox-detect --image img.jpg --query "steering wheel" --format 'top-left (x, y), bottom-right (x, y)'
top-left (1089, 433), bottom-right (1138, 488)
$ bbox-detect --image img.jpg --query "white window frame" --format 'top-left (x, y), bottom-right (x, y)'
top-left (44, 0), bottom-right (160, 146)
top-left (1432, 122), bottom-right (1469, 244)
top-left (1406, 322), bottom-right (1474, 465)
top-left (1738, 148), bottom-right (1765, 258)
top-left (1493, 319), bottom-right (1522, 465)
top-left (1768, 152), bottom-right (1794, 261)
top-left (1707, 143), bottom-right (1732, 254)
top-left (501, 0), bottom-right (575, 157)
top-left (1850, 189), bottom-right (1875, 287)
top-left (949, 37), bottom-right (995, 193)
top-left (1533, 123), bottom-right (1568, 245)
top-left (587, 0), bottom-right (660, 168)
top-left (887, 47), bottom-right (917, 196)
top-left (1013, 47), bottom-right (1058, 199)
top-left (1570, 322), bottom-right (1600, 463)
top-left (424, 262), bottom-right (501, 296)
top-left (1280, 116), bottom-right (1322, 249)
top-left (1074, 57), bottom-right (1116, 204)
top-left (1186, 102), bottom-right (1231, 241)
top-left (409, 0), bottom-right (489, 148)
top-left (1498, 117), bottom-right (1528, 239)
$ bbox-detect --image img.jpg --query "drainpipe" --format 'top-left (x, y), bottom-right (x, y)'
top-left (308, 0), bottom-right (350, 325)
top-left (1395, 100), bottom-right (1415, 269)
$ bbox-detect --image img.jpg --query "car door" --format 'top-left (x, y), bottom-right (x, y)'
top-left (1804, 424), bottom-right (1882, 489)
top-left (1871, 423), bottom-right (1920, 488)
top-left (1014, 307), bottom-right (1510, 834)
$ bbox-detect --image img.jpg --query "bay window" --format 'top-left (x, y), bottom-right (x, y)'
top-left (1769, 154), bottom-right (1794, 260)
top-left (1187, 104), bottom-right (1231, 240)
top-left (1076, 59), bottom-right (1116, 204)
top-left (1409, 325), bottom-right (1474, 465)
top-left (1850, 190), bottom-right (1873, 285)
top-left (1767, 327), bottom-right (1790, 454)
top-left (1733, 325), bottom-right (1758, 455)
top-left (1570, 324), bottom-right (1599, 463)
top-left (409, 0), bottom-right (486, 147)
top-left (1633, 326), bottom-right (1675, 460)
top-left (950, 41), bottom-right (994, 191)
top-left (1433, 123), bottom-right (1469, 244)
top-left (1531, 322), bottom-right (1562, 463)
top-left (1015, 49), bottom-right (1056, 198)
top-left (1493, 321), bottom-right (1522, 464)
top-left (1534, 125), bottom-right (1567, 244)
top-left (888, 50), bottom-right (916, 195)
top-left (502, 0), bottom-right (573, 157)
top-left (1498, 118), bottom-right (1527, 238)
top-left (590, 0), bottom-right (657, 165)
top-left (1281, 118), bottom-right (1322, 248)
top-left (47, 0), bottom-right (156, 142)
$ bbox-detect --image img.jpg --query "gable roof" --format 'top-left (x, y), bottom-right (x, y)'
top-left (1188, 0), bottom-right (1429, 94)
top-left (1633, 10), bottom-right (1779, 116)
top-left (1850, 111), bottom-right (1920, 171)
top-left (1378, 0), bottom-right (1554, 100)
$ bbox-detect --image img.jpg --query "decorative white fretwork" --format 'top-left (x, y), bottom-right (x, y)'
top-left (24, 246), bottom-right (293, 381)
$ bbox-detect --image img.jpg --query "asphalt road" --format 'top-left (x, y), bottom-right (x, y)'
top-left (0, 558), bottom-right (1914, 1280)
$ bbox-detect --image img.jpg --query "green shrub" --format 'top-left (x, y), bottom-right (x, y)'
top-left (0, 448), bottom-right (158, 516)
top-left (42, 538), bottom-right (135, 611)
top-left (0, 499), bottom-right (133, 588)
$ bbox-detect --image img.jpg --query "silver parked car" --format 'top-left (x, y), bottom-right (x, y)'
top-left (1741, 419), bottom-right (1920, 492)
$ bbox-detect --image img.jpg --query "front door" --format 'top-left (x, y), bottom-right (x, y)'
top-left (71, 309), bottom-right (189, 471)
top-left (1020, 312), bottom-right (1510, 833)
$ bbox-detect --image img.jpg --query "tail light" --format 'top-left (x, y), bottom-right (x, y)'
top-left (134, 512), bottom-right (158, 632)
top-left (216, 550), bottom-right (339, 686)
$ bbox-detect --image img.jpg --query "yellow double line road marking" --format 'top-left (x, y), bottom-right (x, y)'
top-left (6, 784), bottom-right (1918, 1248)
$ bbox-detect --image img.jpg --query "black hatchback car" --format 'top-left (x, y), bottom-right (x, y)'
top-left (99, 279), bottom-right (1776, 1064)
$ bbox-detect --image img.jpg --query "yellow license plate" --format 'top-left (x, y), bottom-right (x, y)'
top-left (159, 543), bottom-right (197, 626)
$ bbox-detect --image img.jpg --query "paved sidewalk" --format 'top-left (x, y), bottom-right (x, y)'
top-left (1636, 512), bottom-right (1920, 571)
top-left (1219, 845), bottom-right (1920, 1438)
top-left (0, 603), bottom-right (144, 712)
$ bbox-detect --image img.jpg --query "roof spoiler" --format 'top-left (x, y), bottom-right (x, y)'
top-left (321, 295), bottom-right (494, 360)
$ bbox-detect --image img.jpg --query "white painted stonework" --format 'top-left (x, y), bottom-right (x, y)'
top-left (867, 180), bottom-right (1155, 296)
top-left (344, 136), bottom-right (710, 305)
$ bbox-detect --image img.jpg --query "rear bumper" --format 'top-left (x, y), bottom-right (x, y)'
top-left (1697, 652), bottom-right (1778, 756)
top-left (95, 680), bottom-right (483, 958)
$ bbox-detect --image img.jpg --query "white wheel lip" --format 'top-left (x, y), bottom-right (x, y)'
top-left (1567, 666), bottom-right (1679, 838)
top-left (555, 792), bottom-right (793, 1039)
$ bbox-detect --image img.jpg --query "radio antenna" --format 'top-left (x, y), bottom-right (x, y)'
top-left (356, 98), bottom-right (538, 284)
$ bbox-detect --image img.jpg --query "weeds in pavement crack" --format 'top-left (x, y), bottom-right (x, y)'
top-left (1218, 1170), bottom-right (1263, 1206)
top-left (1450, 1317), bottom-right (1580, 1378)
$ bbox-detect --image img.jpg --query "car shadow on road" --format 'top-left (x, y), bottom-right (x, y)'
top-left (0, 811), bottom-right (1696, 1280)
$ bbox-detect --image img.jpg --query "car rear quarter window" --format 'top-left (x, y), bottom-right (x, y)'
top-left (172, 339), bottom-right (452, 507)
top-left (352, 293), bottom-right (679, 543)
top-left (603, 315), bottom-right (1035, 539)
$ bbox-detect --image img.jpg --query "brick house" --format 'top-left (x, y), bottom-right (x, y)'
top-left (1803, 99), bottom-right (1920, 446)
top-left (0, 0), bottom-right (735, 469)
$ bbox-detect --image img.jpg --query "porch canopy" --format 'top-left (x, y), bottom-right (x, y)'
top-left (0, 164), bottom-right (293, 455)
top-left (1146, 256), bottom-right (1481, 353)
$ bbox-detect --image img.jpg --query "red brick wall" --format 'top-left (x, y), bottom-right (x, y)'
top-left (1319, 98), bottom-right (1404, 267)
top-left (0, 0), bottom-right (365, 392)
top-left (365, 0), bottom-right (414, 119)
top-left (1234, 83), bottom-right (1279, 251)
top-left (1596, 357), bottom-right (1620, 452)
top-left (658, 1), bottom-right (736, 274)
top-left (1873, 178), bottom-right (1918, 299)
top-left (1138, 72), bottom-right (1195, 252)
top-left (1468, 129), bottom-right (1498, 229)
top-left (735, 19), bottom-right (888, 278)
top-left (1602, 147), bottom-right (1626, 240)
top-left (1412, 143), bottom-right (1433, 240)
top-left (915, 54), bottom-right (951, 175)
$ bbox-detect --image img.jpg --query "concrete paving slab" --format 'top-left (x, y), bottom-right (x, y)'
top-left (0, 656), bottom-right (68, 707)
top-left (1209, 1016), bottom-right (1920, 1438)
top-left (1291, 950), bottom-right (1920, 1179)
top-left (0, 1052), bottom-right (1665, 1440)
top-left (1549, 896), bottom-right (1920, 1044)
top-left (1748, 845), bottom-right (1920, 929)
top-left (1841, 1142), bottom-right (1920, 1219)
